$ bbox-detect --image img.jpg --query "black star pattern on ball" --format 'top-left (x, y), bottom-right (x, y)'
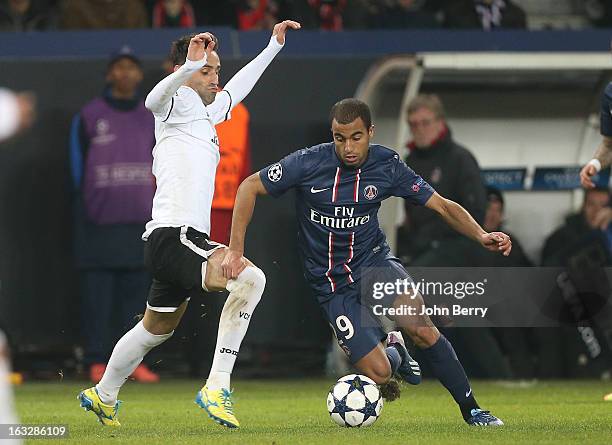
top-left (349, 376), bottom-right (371, 392)
top-left (358, 398), bottom-right (379, 423)
top-left (330, 395), bottom-right (351, 421)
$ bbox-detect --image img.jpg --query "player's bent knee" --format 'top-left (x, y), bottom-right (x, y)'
top-left (228, 265), bottom-right (266, 304)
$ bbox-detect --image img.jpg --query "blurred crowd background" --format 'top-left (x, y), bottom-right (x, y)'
top-left (3, 0), bottom-right (612, 32)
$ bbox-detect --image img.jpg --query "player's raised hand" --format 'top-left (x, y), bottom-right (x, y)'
top-left (580, 162), bottom-right (598, 189)
top-left (187, 32), bottom-right (215, 62)
top-left (221, 249), bottom-right (247, 279)
top-left (272, 20), bottom-right (301, 45)
top-left (480, 232), bottom-right (512, 256)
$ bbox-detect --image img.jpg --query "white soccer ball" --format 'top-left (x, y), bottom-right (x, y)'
top-left (326, 374), bottom-right (383, 427)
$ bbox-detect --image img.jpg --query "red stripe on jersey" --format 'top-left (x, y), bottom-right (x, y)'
top-left (353, 169), bottom-right (361, 202)
top-left (325, 232), bottom-right (336, 292)
top-left (332, 167), bottom-right (341, 203)
top-left (344, 233), bottom-right (355, 283)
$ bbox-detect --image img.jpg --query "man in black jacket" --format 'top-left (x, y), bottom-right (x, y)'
top-left (539, 187), bottom-right (612, 379)
top-left (398, 93), bottom-right (487, 267)
top-left (397, 94), bottom-right (509, 378)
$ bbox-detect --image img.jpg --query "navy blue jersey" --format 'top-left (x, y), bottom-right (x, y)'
top-left (259, 143), bottom-right (435, 301)
top-left (600, 82), bottom-right (612, 137)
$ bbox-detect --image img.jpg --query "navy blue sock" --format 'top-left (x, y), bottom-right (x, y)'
top-left (421, 335), bottom-right (479, 421)
top-left (385, 346), bottom-right (402, 375)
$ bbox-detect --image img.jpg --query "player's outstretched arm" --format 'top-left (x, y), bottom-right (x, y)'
top-left (144, 32), bottom-right (216, 115)
top-left (222, 173), bottom-right (269, 278)
top-left (221, 20), bottom-right (300, 109)
top-left (425, 192), bottom-right (512, 256)
top-left (580, 136), bottom-right (612, 188)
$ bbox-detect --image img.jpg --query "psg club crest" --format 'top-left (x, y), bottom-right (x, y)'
top-left (363, 185), bottom-right (378, 200)
top-left (268, 163), bottom-right (283, 182)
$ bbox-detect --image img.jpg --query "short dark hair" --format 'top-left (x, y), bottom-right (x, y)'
top-left (486, 186), bottom-right (504, 209)
top-left (170, 33), bottom-right (219, 66)
top-left (329, 98), bottom-right (372, 129)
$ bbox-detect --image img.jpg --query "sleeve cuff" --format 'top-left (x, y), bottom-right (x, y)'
top-left (183, 55), bottom-right (207, 71)
top-left (267, 35), bottom-right (284, 52)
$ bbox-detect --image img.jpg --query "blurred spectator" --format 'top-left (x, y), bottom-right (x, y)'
top-left (398, 94), bottom-right (487, 266)
top-left (69, 47), bottom-right (158, 383)
top-left (372, 0), bottom-right (439, 29)
top-left (308, 0), bottom-right (346, 30)
top-left (542, 188), bottom-right (612, 266)
top-left (211, 101), bottom-right (252, 244)
top-left (237, 0), bottom-right (278, 30)
top-left (152, 0), bottom-right (195, 28)
top-left (480, 186), bottom-right (530, 266)
top-left (585, 0), bottom-right (612, 27)
top-left (0, 88), bottom-right (35, 142)
top-left (0, 0), bottom-right (56, 31)
top-left (60, 0), bottom-right (147, 30)
top-left (480, 187), bottom-right (535, 379)
top-left (539, 188), bottom-right (612, 379)
top-left (425, 0), bottom-right (527, 29)
top-left (398, 94), bottom-right (509, 378)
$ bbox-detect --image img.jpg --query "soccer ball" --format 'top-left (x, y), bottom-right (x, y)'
top-left (326, 374), bottom-right (383, 427)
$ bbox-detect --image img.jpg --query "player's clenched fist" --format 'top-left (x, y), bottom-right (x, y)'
top-left (580, 162), bottom-right (599, 189)
top-left (187, 32), bottom-right (216, 62)
top-left (480, 232), bottom-right (512, 256)
top-left (272, 20), bottom-right (301, 45)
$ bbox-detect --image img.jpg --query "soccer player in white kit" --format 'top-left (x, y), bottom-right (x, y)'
top-left (78, 21), bottom-right (301, 429)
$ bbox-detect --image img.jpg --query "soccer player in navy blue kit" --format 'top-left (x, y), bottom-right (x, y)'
top-left (580, 83), bottom-right (612, 402)
top-left (223, 99), bottom-right (511, 425)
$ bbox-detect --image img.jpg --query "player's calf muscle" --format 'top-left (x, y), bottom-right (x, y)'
top-left (391, 293), bottom-right (440, 348)
top-left (143, 302), bottom-right (188, 335)
top-left (356, 345), bottom-right (392, 384)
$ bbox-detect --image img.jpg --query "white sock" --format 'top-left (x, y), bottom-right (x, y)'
top-left (206, 266), bottom-right (265, 390)
top-left (96, 321), bottom-right (173, 405)
top-left (0, 331), bottom-right (19, 426)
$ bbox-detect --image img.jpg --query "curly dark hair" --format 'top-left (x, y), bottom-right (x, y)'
top-left (169, 33), bottom-right (219, 66)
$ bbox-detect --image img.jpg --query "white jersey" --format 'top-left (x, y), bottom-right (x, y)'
top-left (142, 36), bottom-right (283, 240)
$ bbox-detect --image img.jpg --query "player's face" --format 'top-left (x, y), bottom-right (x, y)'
top-left (407, 107), bottom-right (445, 148)
top-left (106, 58), bottom-right (143, 98)
top-left (583, 189), bottom-right (610, 228)
top-left (332, 117), bottom-right (374, 168)
top-left (185, 50), bottom-right (220, 105)
top-left (484, 200), bottom-right (503, 232)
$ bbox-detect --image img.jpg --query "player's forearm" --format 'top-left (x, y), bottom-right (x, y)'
top-left (592, 137), bottom-right (612, 169)
top-left (144, 57), bottom-right (207, 113)
top-left (438, 199), bottom-right (487, 243)
top-left (228, 175), bottom-right (261, 255)
top-left (223, 36), bottom-right (283, 106)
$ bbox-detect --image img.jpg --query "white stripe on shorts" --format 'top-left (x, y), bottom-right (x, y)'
top-left (179, 226), bottom-right (225, 291)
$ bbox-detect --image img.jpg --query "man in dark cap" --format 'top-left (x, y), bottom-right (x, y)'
top-left (69, 46), bottom-right (158, 384)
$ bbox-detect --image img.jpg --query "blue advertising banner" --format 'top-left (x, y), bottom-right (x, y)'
top-left (532, 166), bottom-right (610, 190)
top-left (481, 168), bottom-right (527, 190)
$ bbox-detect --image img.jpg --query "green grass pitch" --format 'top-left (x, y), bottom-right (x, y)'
top-left (13, 379), bottom-right (612, 444)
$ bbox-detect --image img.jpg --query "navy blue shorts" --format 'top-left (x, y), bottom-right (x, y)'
top-left (319, 256), bottom-right (412, 364)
